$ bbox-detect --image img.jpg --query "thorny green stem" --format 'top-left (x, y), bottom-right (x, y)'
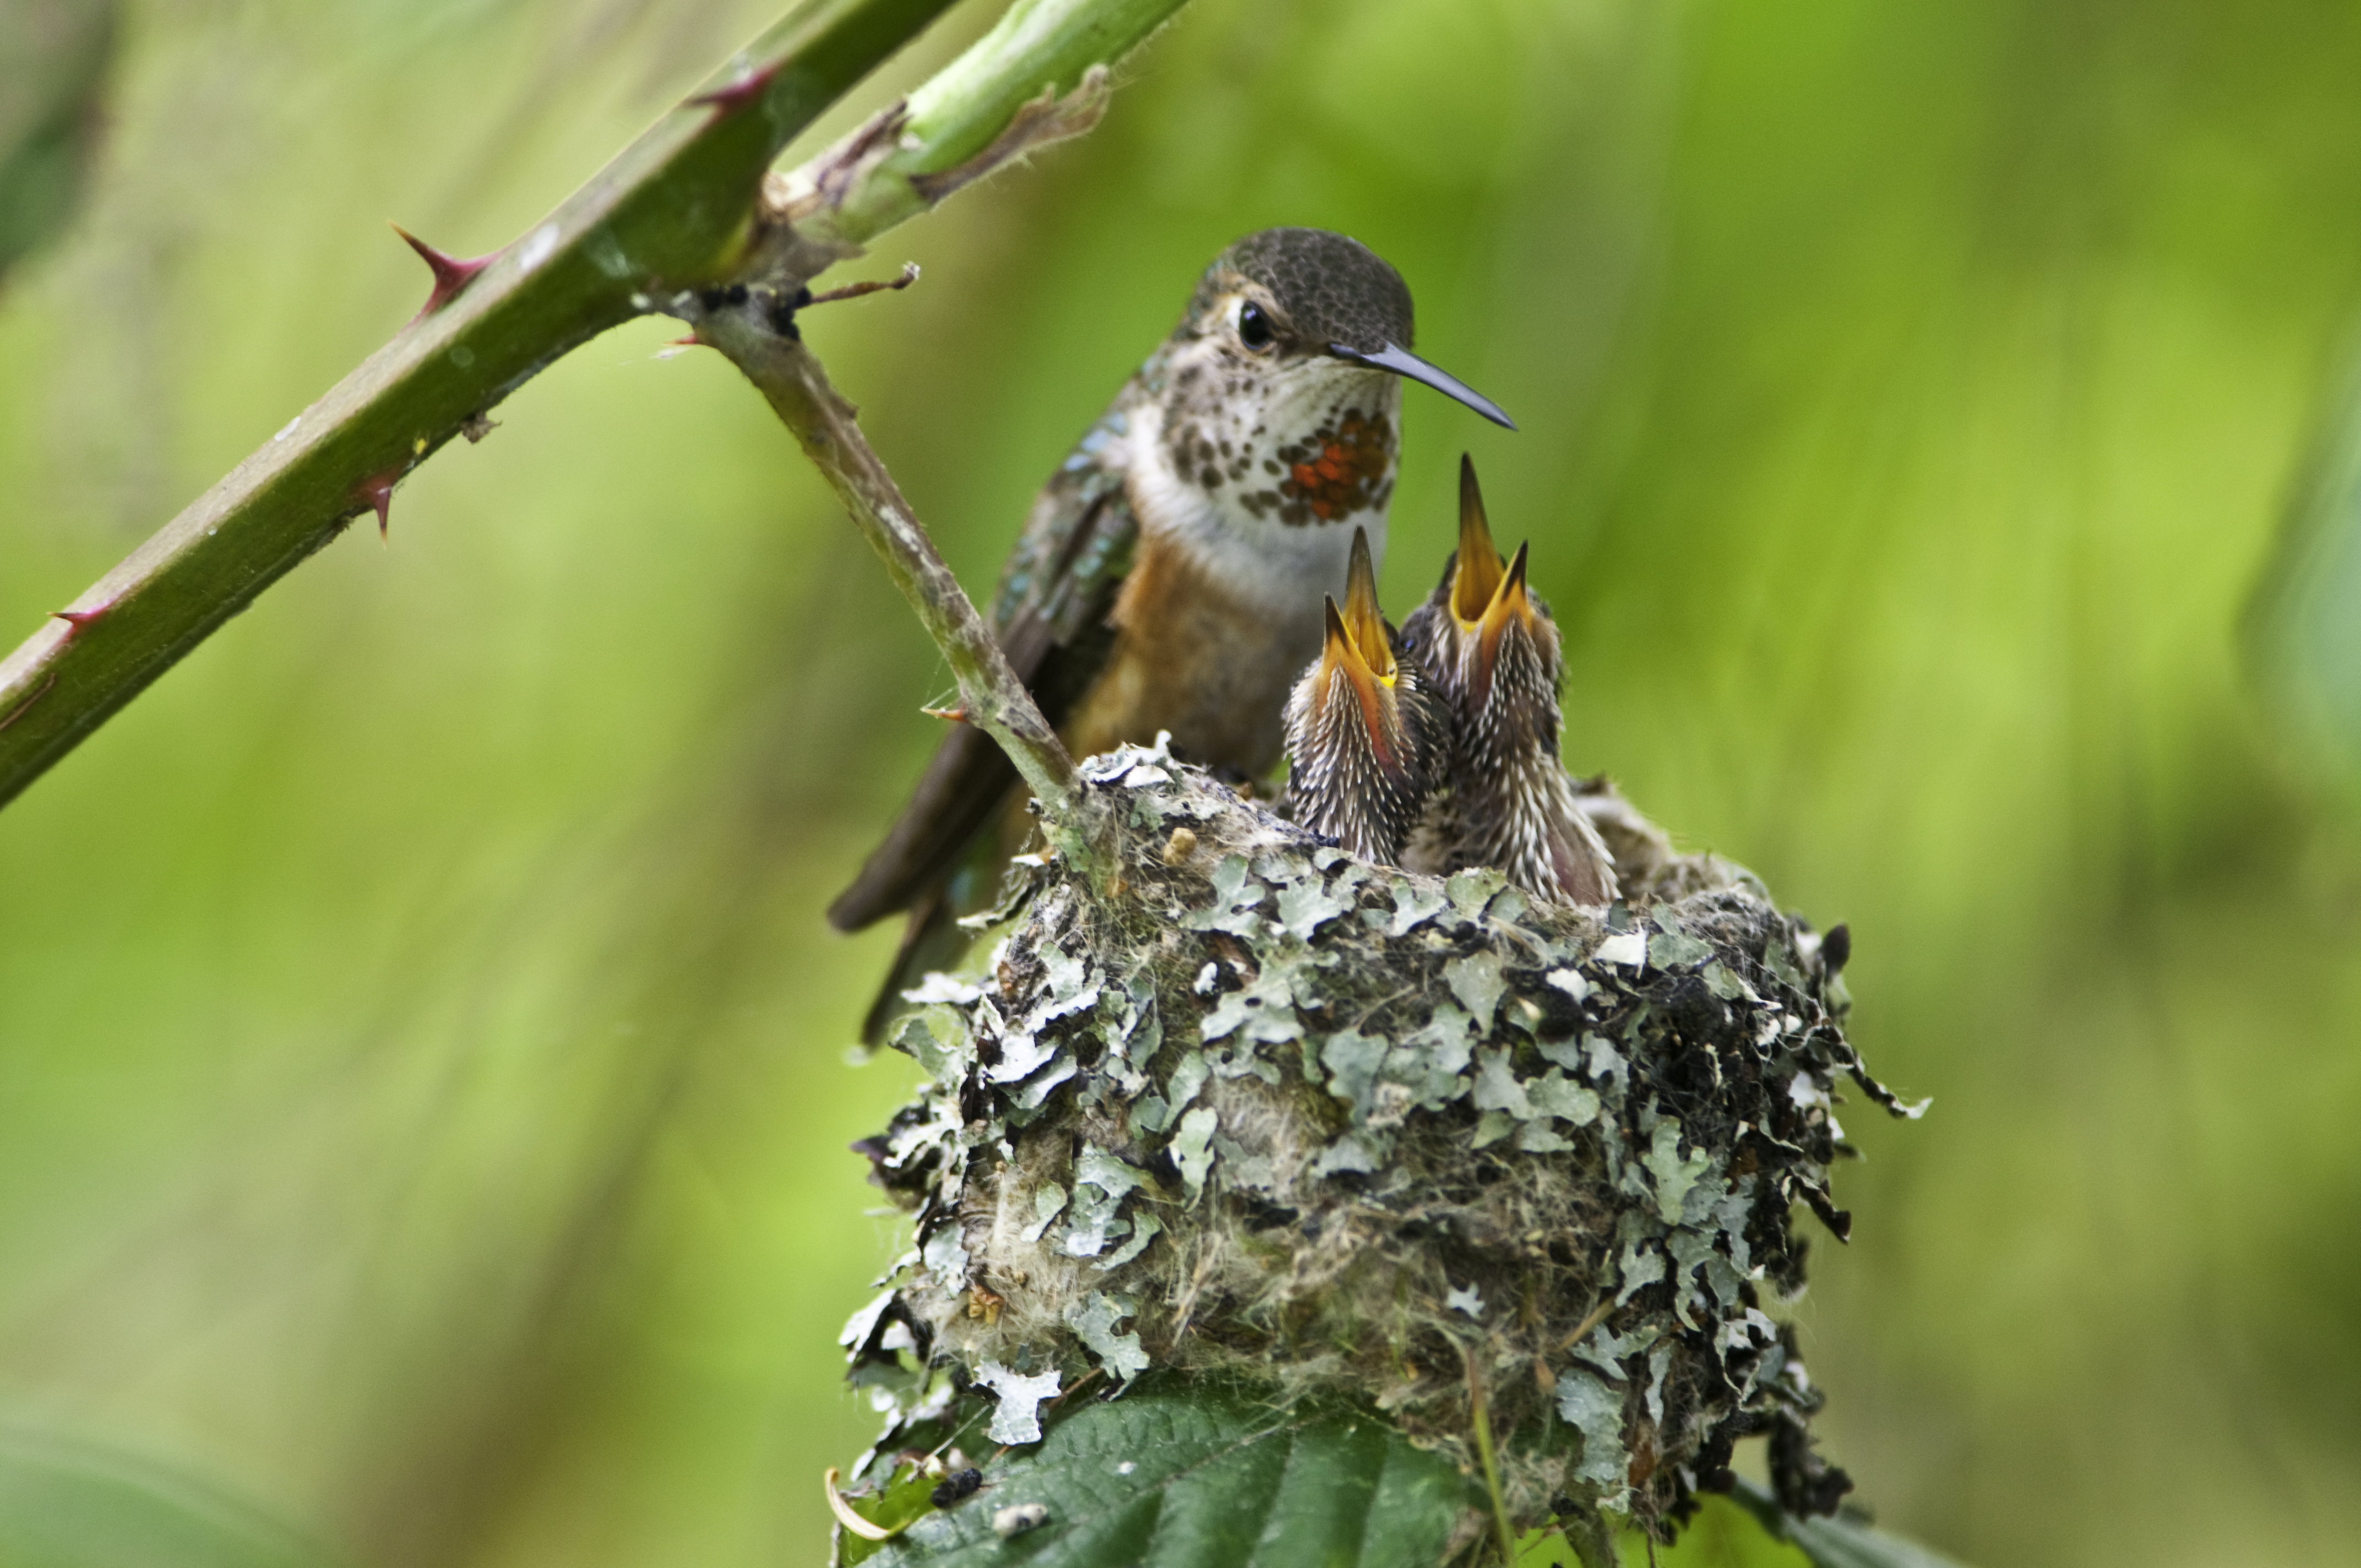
top-left (689, 306), bottom-right (1077, 819)
top-left (0, 0), bottom-right (1188, 813)
top-left (775, 0), bottom-right (1160, 251)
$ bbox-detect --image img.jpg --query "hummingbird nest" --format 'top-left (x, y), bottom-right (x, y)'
top-left (841, 738), bottom-right (1921, 1550)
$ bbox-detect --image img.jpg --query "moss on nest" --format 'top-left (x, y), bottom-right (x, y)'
top-left (842, 738), bottom-right (1922, 1550)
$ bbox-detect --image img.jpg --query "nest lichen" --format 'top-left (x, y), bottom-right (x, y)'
top-left (842, 738), bottom-right (1921, 1548)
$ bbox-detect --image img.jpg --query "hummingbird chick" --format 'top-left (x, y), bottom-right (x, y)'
top-left (831, 230), bottom-right (1515, 1040)
top-left (1282, 528), bottom-right (1446, 864)
top-left (1400, 456), bottom-right (1619, 907)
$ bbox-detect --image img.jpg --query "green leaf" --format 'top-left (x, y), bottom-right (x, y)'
top-left (0, 0), bottom-right (116, 278)
top-left (2246, 330), bottom-right (2361, 792)
top-left (1726, 1479), bottom-right (1971, 1568)
top-left (844, 1462), bottom-right (953, 1567)
top-left (851, 1383), bottom-right (1481, 1567)
top-left (0, 1423), bottom-right (340, 1568)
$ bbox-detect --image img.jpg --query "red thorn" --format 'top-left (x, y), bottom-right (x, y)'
top-left (668, 334), bottom-right (703, 347)
top-left (921, 704), bottom-right (969, 724)
top-left (51, 606), bottom-right (108, 629)
top-left (358, 471), bottom-right (400, 539)
top-left (391, 224), bottom-right (493, 318)
top-left (687, 60), bottom-right (781, 116)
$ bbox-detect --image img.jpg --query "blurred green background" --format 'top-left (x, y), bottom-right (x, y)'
top-left (5, 0), bottom-right (2361, 1564)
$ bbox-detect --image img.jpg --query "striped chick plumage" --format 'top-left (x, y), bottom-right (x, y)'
top-left (1400, 456), bottom-right (1618, 907)
top-left (1282, 527), bottom-right (1447, 865)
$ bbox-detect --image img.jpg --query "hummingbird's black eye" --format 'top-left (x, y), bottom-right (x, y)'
top-left (1237, 300), bottom-right (1276, 351)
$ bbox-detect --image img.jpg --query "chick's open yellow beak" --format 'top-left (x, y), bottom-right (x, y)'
top-left (1319, 596), bottom-right (1399, 772)
top-left (1449, 453), bottom-right (1508, 627)
top-left (1341, 526), bottom-right (1395, 684)
top-left (1474, 539), bottom-right (1536, 684)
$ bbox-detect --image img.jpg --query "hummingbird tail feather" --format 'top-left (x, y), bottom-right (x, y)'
top-left (829, 724), bottom-right (1018, 932)
top-left (860, 891), bottom-right (967, 1047)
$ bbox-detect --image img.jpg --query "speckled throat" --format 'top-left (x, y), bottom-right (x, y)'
top-left (1161, 350), bottom-right (1398, 525)
top-left (1123, 340), bottom-right (1405, 623)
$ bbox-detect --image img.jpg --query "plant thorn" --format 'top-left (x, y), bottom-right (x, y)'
top-left (357, 471), bottom-right (401, 539)
top-left (391, 224), bottom-right (493, 318)
top-left (687, 61), bottom-right (781, 116)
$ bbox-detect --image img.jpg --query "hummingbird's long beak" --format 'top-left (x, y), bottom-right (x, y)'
top-left (1326, 341), bottom-right (1517, 431)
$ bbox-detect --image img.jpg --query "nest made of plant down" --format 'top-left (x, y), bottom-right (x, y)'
top-left (840, 738), bottom-right (1923, 1544)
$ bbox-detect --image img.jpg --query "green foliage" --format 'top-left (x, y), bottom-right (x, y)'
top-left (840, 1458), bottom-right (948, 1564)
top-left (842, 1381), bottom-right (1479, 1568)
top-left (0, 1426), bottom-right (338, 1568)
top-left (2246, 334), bottom-right (2361, 790)
top-left (832, 1383), bottom-right (1961, 1568)
top-left (0, 0), bottom-right (114, 279)
top-left (1724, 1482), bottom-right (1966, 1568)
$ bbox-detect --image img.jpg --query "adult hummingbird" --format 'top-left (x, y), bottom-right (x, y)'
top-left (1399, 455), bottom-right (1619, 907)
top-left (830, 228), bottom-right (1513, 1039)
top-left (1281, 527), bottom-right (1448, 865)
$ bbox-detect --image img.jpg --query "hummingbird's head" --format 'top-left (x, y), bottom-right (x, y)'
top-left (1281, 526), bottom-right (1444, 864)
top-left (1151, 229), bottom-right (1512, 542)
top-left (1402, 455), bottom-right (1563, 759)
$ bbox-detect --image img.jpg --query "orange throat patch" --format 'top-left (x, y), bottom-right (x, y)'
top-left (1231, 408), bottom-right (1395, 527)
top-left (1282, 410), bottom-right (1392, 521)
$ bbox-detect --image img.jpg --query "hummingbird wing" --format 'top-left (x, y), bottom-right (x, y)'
top-left (826, 406), bottom-right (1140, 934)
